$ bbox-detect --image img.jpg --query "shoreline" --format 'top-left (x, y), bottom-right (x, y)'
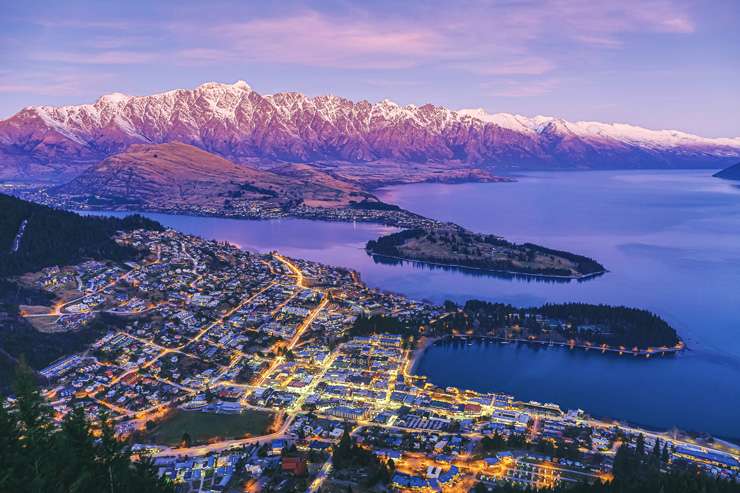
top-left (72, 206), bottom-right (424, 229)
top-left (408, 335), bottom-right (740, 447)
top-left (69, 207), bottom-right (677, 358)
top-left (407, 336), bottom-right (441, 375)
top-left (432, 334), bottom-right (685, 357)
top-left (78, 204), bottom-right (606, 282)
top-left (10, 185), bottom-right (607, 283)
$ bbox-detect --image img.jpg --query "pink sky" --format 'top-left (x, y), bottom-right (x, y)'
top-left (1, 0), bottom-right (738, 136)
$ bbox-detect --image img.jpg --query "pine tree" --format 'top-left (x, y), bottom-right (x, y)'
top-left (635, 433), bottom-right (645, 458)
top-left (180, 432), bottom-right (192, 448)
top-left (13, 361), bottom-right (55, 493)
top-left (57, 406), bottom-right (98, 492)
top-left (613, 443), bottom-right (633, 481)
top-left (332, 426), bottom-right (354, 468)
top-left (0, 395), bottom-right (22, 492)
top-left (0, 366), bottom-right (174, 493)
top-left (128, 457), bottom-right (176, 493)
top-left (98, 409), bottom-right (135, 493)
top-left (661, 443), bottom-right (671, 464)
top-left (646, 438), bottom-right (662, 471)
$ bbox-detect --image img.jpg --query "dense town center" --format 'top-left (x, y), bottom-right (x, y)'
top-left (13, 228), bottom-right (740, 492)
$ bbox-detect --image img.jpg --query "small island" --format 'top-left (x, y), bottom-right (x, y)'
top-left (366, 225), bottom-right (605, 279)
top-left (713, 162), bottom-right (740, 181)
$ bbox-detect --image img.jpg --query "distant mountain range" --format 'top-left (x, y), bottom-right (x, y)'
top-left (713, 162), bottom-right (740, 181)
top-left (1, 81), bottom-right (739, 184)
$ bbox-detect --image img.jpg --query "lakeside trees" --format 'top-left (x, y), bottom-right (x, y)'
top-left (365, 228), bottom-right (425, 258)
top-left (349, 199), bottom-right (403, 211)
top-left (537, 303), bottom-right (679, 348)
top-left (460, 300), bottom-right (680, 349)
top-left (0, 363), bottom-right (173, 493)
top-left (350, 299), bottom-right (680, 350)
top-left (350, 314), bottom-right (418, 339)
top-left (520, 243), bottom-right (604, 277)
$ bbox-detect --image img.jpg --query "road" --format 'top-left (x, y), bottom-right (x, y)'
top-left (107, 281), bottom-right (277, 392)
top-left (250, 254), bottom-right (328, 389)
top-left (148, 254), bottom-right (326, 456)
top-left (10, 218), bottom-right (28, 253)
top-left (23, 245), bottom-right (163, 318)
top-left (307, 458), bottom-right (333, 493)
top-left (76, 254), bottom-right (310, 426)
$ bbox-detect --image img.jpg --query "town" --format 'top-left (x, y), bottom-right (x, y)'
top-left (16, 228), bottom-right (740, 492)
top-left (10, 185), bottom-right (440, 230)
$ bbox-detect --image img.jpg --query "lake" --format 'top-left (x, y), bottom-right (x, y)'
top-left (89, 170), bottom-right (740, 440)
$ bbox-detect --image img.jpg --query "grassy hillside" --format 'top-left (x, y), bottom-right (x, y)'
top-left (52, 142), bottom-right (369, 210)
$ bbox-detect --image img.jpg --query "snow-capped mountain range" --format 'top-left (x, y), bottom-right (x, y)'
top-left (1, 80), bottom-right (738, 182)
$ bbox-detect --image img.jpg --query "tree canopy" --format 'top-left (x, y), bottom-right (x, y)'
top-left (0, 193), bottom-right (162, 277)
top-left (0, 362), bottom-right (173, 493)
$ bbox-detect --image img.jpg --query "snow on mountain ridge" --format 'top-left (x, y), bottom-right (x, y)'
top-left (1, 81), bottom-right (739, 183)
top-left (14, 82), bottom-right (738, 148)
top-left (458, 108), bottom-right (740, 148)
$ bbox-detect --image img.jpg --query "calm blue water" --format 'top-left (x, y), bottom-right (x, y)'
top-left (89, 170), bottom-right (740, 439)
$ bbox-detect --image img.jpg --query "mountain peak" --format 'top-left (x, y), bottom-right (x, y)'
top-left (96, 92), bottom-right (131, 105)
top-left (1, 80), bottom-right (739, 183)
top-left (196, 80), bottom-right (252, 92)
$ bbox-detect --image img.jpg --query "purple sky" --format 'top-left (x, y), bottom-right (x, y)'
top-left (2, 0), bottom-right (738, 136)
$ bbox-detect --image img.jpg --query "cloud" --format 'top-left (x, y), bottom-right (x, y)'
top-left (2, 0), bottom-right (699, 105)
top-left (32, 18), bottom-right (134, 30)
top-left (548, 0), bottom-right (695, 47)
top-left (366, 79), bottom-right (424, 88)
top-left (168, 1), bottom-right (696, 75)
top-left (0, 70), bottom-right (115, 97)
top-left (88, 35), bottom-right (156, 50)
top-left (658, 15), bottom-right (694, 33)
top-left (10, 1), bottom-right (698, 76)
top-left (455, 58), bottom-right (557, 76)
top-left (571, 35), bottom-right (624, 48)
top-left (30, 50), bottom-right (159, 65)
top-left (177, 11), bottom-right (453, 70)
top-left (483, 78), bottom-right (561, 98)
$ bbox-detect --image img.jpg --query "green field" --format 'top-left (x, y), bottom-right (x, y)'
top-left (149, 409), bottom-right (274, 446)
